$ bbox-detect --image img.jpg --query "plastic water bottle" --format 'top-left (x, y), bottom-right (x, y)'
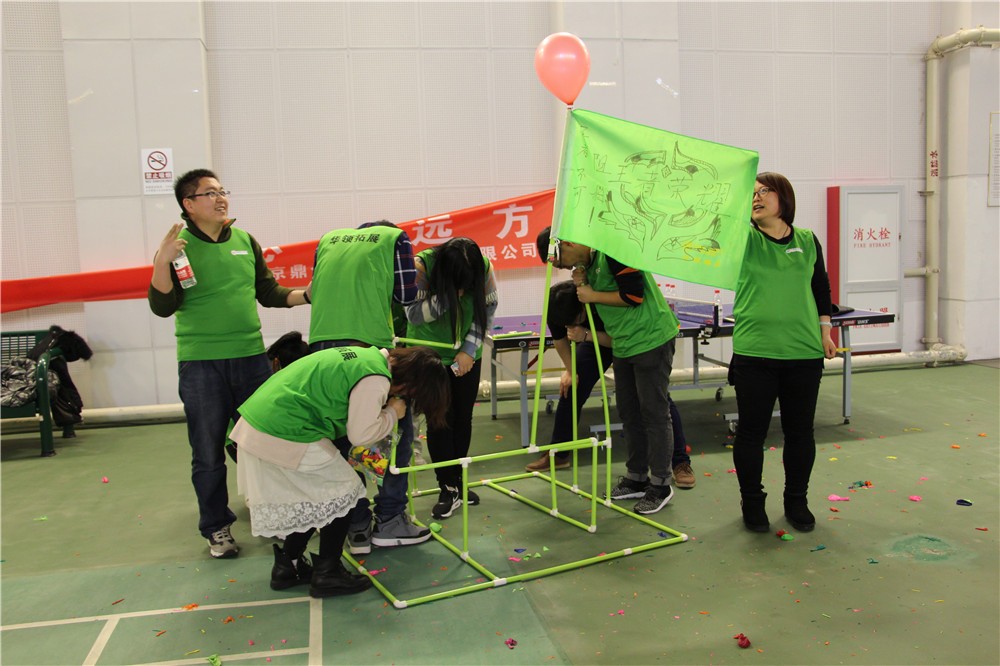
top-left (713, 289), bottom-right (722, 325)
top-left (172, 250), bottom-right (197, 289)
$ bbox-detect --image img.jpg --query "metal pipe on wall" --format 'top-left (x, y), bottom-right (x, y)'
top-left (917, 25), bottom-right (1000, 349)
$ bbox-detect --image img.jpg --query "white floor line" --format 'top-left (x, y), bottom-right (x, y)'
top-left (82, 616), bottom-right (118, 666)
top-left (0, 595), bottom-right (310, 632)
top-left (309, 597), bottom-right (323, 665)
top-left (146, 647), bottom-right (309, 666)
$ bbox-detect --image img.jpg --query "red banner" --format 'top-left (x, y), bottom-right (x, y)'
top-left (1, 189), bottom-right (554, 313)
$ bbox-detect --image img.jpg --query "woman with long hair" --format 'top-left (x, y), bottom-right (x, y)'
top-left (406, 237), bottom-right (498, 519)
top-left (231, 346), bottom-right (450, 598)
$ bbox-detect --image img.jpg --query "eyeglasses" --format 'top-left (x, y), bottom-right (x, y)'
top-left (752, 187), bottom-right (772, 200)
top-left (187, 190), bottom-right (231, 201)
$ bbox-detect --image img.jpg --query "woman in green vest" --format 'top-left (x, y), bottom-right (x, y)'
top-left (230, 346), bottom-right (450, 598)
top-left (730, 172), bottom-right (837, 534)
top-left (406, 238), bottom-right (498, 520)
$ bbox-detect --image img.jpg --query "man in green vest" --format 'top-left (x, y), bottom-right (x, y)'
top-left (149, 168), bottom-right (309, 559)
top-left (538, 227), bottom-right (679, 514)
top-left (307, 221), bottom-right (430, 553)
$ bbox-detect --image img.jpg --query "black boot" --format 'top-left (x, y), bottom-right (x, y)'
top-left (309, 552), bottom-right (372, 598)
top-left (270, 544), bottom-right (313, 591)
top-left (784, 493), bottom-right (815, 532)
top-left (740, 493), bottom-right (769, 533)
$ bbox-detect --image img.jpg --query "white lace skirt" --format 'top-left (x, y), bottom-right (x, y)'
top-left (236, 441), bottom-right (365, 539)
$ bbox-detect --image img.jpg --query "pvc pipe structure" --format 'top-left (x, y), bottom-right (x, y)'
top-left (917, 26), bottom-right (1000, 349)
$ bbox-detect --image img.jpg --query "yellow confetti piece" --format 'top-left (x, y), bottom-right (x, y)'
top-left (886, 456), bottom-right (897, 460)
top-left (184, 649), bottom-right (200, 656)
top-left (828, 457), bottom-right (838, 461)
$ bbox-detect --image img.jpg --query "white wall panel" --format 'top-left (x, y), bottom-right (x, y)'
top-left (890, 55), bottom-right (925, 180)
top-left (84, 299), bottom-right (152, 352)
top-left (890, 2), bottom-right (942, 54)
top-left (716, 2), bottom-right (774, 52)
top-left (76, 197), bottom-right (146, 272)
top-left (419, 2), bottom-right (488, 47)
top-left (355, 190), bottom-right (428, 230)
top-left (835, 1), bottom-right (889, 53)
top-left (229, 196), bottom-right (283, 250)
top-left (277, 52), bottom-right (354, 193)
top-left (491, 50), bottom-right (556, 187)
top-left (283, 193), bottom-right (358, 245)
top-left (274, 1), bottom-right (347, 49)
top-left (131, 1), bottom-right (203, 40)
top-left (63, 41), bottom-right (140, 198)
top-left (2, 0), bottom-right (62, 48)
top-left (834, 55), bottom-right (890, 178)
top-left (623, 40), bottom-right (681, 131)
top-left (208, 53), bottom-right (280, 193)
top-left (623, 2), bottom-right (677, 41)
top-left (149, 307), bottom-right (176, 350)
top-left (204, 2), bottom-right (273, 50)
top-left (19, 203), bottom-right (80, 277)
top-left (716, 53), bottom-right (775, 159)
top-left (1, 205), bottom-right (24, 280)
top-left (425, 189), bottom-right (499, 220)
top-left (562, 2), bottom-right (619, 40)
top-left (788, 180), bottom-right (827, 237)
top-left (489, 1), bottom-right (551, 48)
top-left (347, 1), bottom-right (419, 48)
top-left (59, 1), bottom-right (130, 40)
top-left (422, 50), bottom-right (493, 188)
top-left (776, 54), bottom-right (834, 181)
top-left (773, 1), bottom-right (833, 52)
top-left (676, 1), bottom-right (715, 50)
top-left (152, 347), bottom-right (179, 404)
top-left (349, 50), bottom-right (425, 189)
top-left (88, 348), bottom-right (158, 407)
top-left (5, 52), bottom-right (75, 201)
top-left (573, 38), bottom-right (624, 118)
top-left (678, 50), bottom-right (716, 141)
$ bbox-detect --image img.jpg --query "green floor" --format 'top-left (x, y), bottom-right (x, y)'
top-left (2, 363), bottom-right (998, 665)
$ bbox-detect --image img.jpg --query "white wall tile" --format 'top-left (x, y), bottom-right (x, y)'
top-left (834, 1), bottom-right (889, 53)
top-left (834, 55), bottom-right (890, 178)
top-left (890, 54), bottom-right (926, 180)
top-left (775, 54), bottom-right (834, 181)
top-left (574, 39), bottom-right (625, 120)
top-left (274, 1), bottom-right (347, 49)
top-left (130, 1), bottom-right (204, 40)
top-left (76, 197), bottom-right (146, 272)
top-left (622, 2), bottom-right (677, 41)
top-left (59, 2), bottom-right (131, 40)
top-left (489, 1), bottom-right (552, 48)
top-left (491, 50), bottom-right (557, 187)
top-left (419, 2), bottom-right (489, 47)
top-left (63, 41), bottom-right (140, 198)
top-left (88, 348), bottom-right (158, 407)
top-left (84, 299), bottom-right (153, 352)
top-left (773, 2), bottom-right (834, 53)
top-left (3, 1), bottom-right (62, 49)
top-left (347, 1), bottom-right (419, 48)
top-left (204, 2), bottom-right (274, 50)
top-left (716, 2), bottom-right (775, 53)
top-left (623, 40), bottom-right (681, 132)
top-left (562, 2), bottom-right (620, 39)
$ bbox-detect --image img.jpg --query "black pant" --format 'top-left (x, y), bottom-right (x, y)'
top-left (729, 354), bottom-right (823, 498)
top-left (427, 357), bottom-right (483, 488)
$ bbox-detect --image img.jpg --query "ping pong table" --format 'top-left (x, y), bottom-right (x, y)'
top-left (487, 305), bottom-right (896, 447)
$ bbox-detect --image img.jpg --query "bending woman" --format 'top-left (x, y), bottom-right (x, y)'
top-left (730, 172), bottom-right (837, 534)
top-left (231, 346), bottom-right (449, 597)
top-left (406, 237), bottom-right (498, 520)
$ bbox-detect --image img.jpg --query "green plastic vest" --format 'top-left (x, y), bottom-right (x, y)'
top-left (732, 226), bottom-right (824, 359)
top-left (586, 251), bottom-right (678, 358)
top-left (237, 346), bottom-right (390, 443)
top-left (406, 249), bottom-right (490, 365)
top-left (175, 226), bottom-right (263, 361)
top-left (309, 227), bottom-right (401, 348)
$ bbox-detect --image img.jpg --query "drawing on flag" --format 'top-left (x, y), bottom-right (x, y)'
top-left (552, 109), bottom-right (759, 289)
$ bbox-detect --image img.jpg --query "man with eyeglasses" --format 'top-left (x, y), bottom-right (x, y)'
top-left (535, 227), bottom-right (681, 515)
top-left (149, 168), bottom-right (309, 560)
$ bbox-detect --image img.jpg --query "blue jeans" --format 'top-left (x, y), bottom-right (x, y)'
top-left (612, 339), bottom-right (675, 485)
top-left (178, 354), bottom-right (272, 537)
top-left (551, 342), bottom-right (689, 466)
top-left (309, 339), bottom-right (411, 525)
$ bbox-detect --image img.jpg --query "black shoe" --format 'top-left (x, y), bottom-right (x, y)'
top-left (741, 494), bottom-right (770, 533)
top-left (467, 490), bottom-right (480, 506)
top-left (784, 495), bottom-right (815, 532)
top-left (432, 486), bottom-right (461, 519)
top-left (308, 552), bottom-right (371, 598)
top-left (270, 544), bottom-right (313, 591)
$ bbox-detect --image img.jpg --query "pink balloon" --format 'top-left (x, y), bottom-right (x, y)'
top-left (534, 32), bottom-right (590, 106)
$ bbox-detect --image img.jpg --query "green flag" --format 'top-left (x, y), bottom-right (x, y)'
top-left (552, 109), bottom-right (759, 290)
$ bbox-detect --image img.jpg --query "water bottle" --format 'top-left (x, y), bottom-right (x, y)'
top-left (172, 250), bottom-right (197, 289)
top-left (713, 289), bottom-right (722, 325)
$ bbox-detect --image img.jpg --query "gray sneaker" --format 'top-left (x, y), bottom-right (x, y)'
top-left (633, 485), bottom-right (674, 515)
top-left (607, 476), bottom-right (649, 500)
top-left (347, 521), bottom-right (373, 555)
top-left (371, 512), bottom-right (431, 547)
top-left (207, 524), bottom-right (239, 559)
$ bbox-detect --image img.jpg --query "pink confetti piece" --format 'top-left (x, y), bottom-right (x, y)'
top-left (726, 468), bottom-right (737, 473)
top-left (827, 494), bottom-right (851, 501)
top-left (908, 495), bottom-right (922, 502)
top-left (102, 476), bottom-right (109, 483)
top-left (508, 556), bottom-right (522, 562)
top-left (367, 567), bottom-right (388, 576)
top-left (504, 638), bottom-right (518, 649)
